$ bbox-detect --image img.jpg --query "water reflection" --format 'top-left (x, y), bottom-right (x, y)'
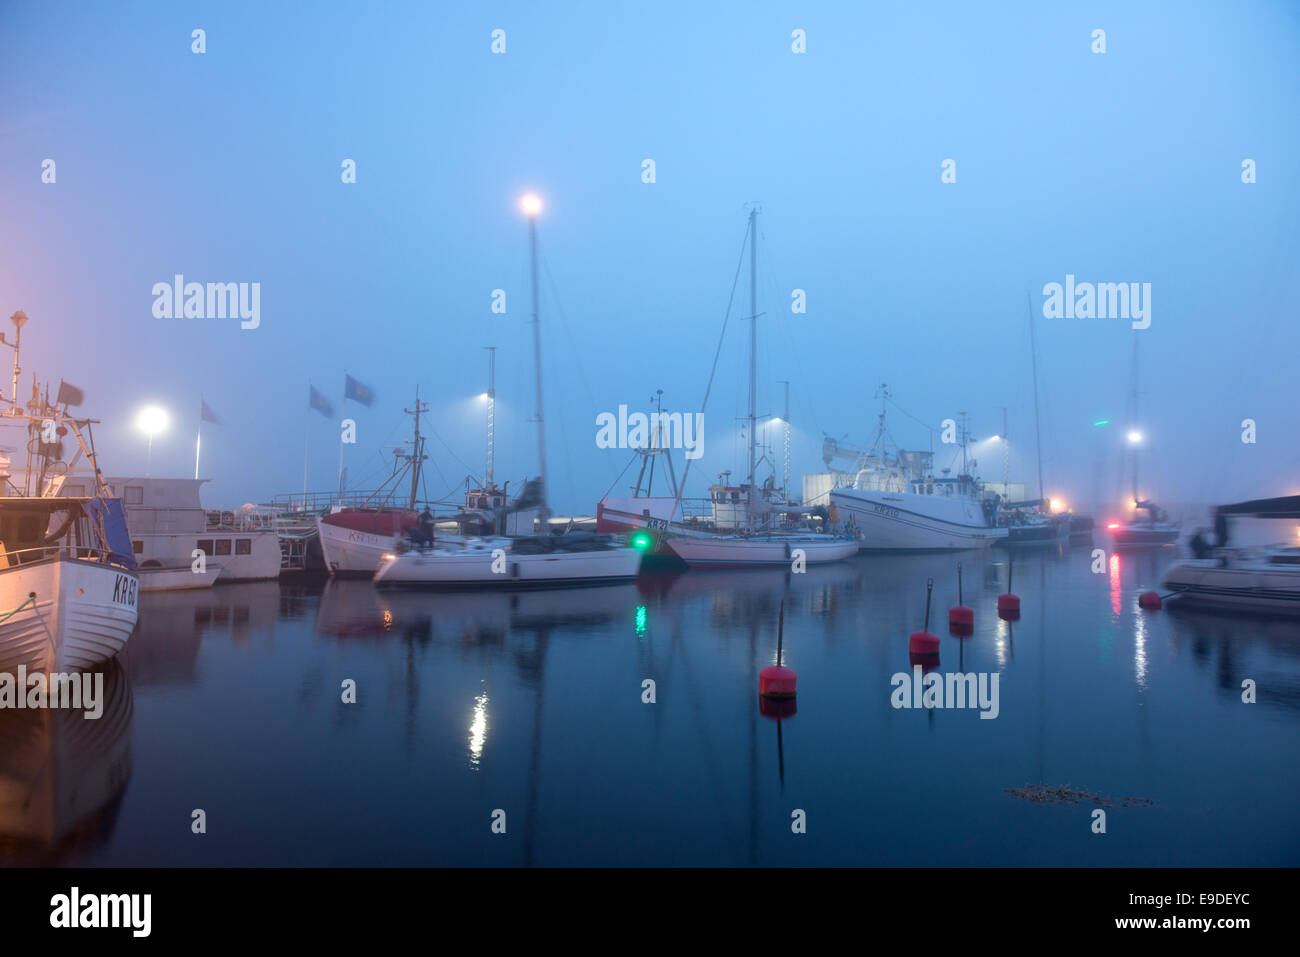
top-left (0, 661), bottom-right (132, 865)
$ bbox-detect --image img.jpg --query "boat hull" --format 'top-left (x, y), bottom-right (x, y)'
top-left (317, 510), bottom-right (418, 577)
top-left (666, 537), bottom-right (858, 568)
top-left (830, 488), bottom-right (1006, 550)
top-left (137, 564), bottom-right (222, 592)
top-left (375, 543), bottom-right (643, 586)
top-left (0, 558), bottom-right (139, 673)
top-left (1109, 524), bottom-right (1180, 547)
top-left (1163, 559), bottom-right (1300, 613)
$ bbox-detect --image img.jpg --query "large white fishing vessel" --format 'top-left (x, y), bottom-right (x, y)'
top-left (0, 310), bottom-right (140, 671)
top-left (829, 393), bottom-right (1006, 551)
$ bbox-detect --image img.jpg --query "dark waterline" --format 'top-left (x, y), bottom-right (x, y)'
top-left (4, 543), bottom-right (1298, 866)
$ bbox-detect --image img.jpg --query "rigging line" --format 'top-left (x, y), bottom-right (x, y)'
top-left (422, 421), bottom-right (480, 483)
top-left (537, 244), bottom-right (620, 486)
top-left (672, 214), bottom-right (752, 515)
top-left (600, 451), bottom-right (641, 502)
top-left (886, 397), bottom-right (938, 434)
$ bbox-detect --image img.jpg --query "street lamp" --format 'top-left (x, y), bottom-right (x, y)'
top-left (137, 405), bottom-right (169, 477)
top-left (1127, 430), bottom-right (1143, 445)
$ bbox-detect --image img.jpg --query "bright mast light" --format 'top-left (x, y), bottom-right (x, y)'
top-left (520, 193), bottom-right (542, 217)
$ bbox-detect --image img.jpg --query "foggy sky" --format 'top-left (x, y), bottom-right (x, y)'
top-left (2, 1), bottom-right (1296, 514)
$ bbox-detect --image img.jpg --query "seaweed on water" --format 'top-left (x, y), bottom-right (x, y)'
top-left (1005, 784), bottom-right (1154, 808)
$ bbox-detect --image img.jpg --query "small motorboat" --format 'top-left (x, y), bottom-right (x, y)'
top-left (666, 533), bottom-right (858, 568)
top-left (136, 563), bottom-right (223, 592)
top-left (1163, 495), bottom-right (1300, 613)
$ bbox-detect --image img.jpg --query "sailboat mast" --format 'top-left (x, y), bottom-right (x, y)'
top-left (528, 209), bottom-right (549, 521)
top-left (1026, 292), bottom-right (1045, 503)
top-left (747, 205), bottom-right (758, 512)
top-left (485, 346), bottom-right (496, 486)
top-left (406, 387), bottom-right (427, 510)
top-left (1131, 336), bottom-right (1139, 503)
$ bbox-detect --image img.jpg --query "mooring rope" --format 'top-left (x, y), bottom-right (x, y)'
top-left (0, 595), bottom-right (36, 624)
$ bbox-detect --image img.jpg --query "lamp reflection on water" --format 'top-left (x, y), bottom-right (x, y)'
top-left (469, 693), bottom-right (489, 767)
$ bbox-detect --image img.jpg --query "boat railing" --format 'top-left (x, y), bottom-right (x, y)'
top-left (266, 489), bottom-right (399, 514)
top-left (0, 542), bottom-right (133, 570)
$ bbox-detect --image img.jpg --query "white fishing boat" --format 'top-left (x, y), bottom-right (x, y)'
top-left (375, 534), bottom-right (643, 586)
top-left (830, 396), bottom-right (1006, 551)
top-left (0, 311), bottom-right (140, 672)
top-left (1163, 496), bottom-right (1300, 613)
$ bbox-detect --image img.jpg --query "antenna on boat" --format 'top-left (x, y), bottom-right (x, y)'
top-left (404, 387), bottom-right (428, 510)
top-left (778, 380), bottom-right (790, 502)
top-left (2, 310), bottom-right (26, 416)
top-left (1025, 291), bottom-right (1046, 505)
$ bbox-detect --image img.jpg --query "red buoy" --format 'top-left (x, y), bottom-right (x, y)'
top-left (998, 558), bottom-right (1021, 620)
top-left (909, 630), bottom-right (940, 655)
top-left (1138, 590), bottom-right (1163, 610)
top-left (949, 562), bottom-right (973, 629)
top-left (910, 578), bottom-right (941, 658)
top-left (760, 600), bottom-right (796, 699)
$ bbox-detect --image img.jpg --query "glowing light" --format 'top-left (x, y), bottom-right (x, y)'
top-left (629, 530), bottom-right (654, 551)
top-left (634, 604), bottom-right (647, 638)
top-left (1107, 522), bottom-right (1120, 530)
top-left (1049, 498), bottom-right (1066, 513)
top-left (1092, 419), bottom-right (1109, 428)
top-left (520, 193), bottom-right (542, 216)
top-left (478, 392), bottom-right (489, 399)
top-left (1127, 430), bottom-right (1143, 444)
top-left (135, 405), bottom-right (169, 435)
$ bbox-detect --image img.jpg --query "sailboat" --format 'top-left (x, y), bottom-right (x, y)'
top-left (375, 193), bottom-right (644, 586)
top-left (0, 310), bottom-right (140, 673)
top-left (664, 207), bottom-right (857, 569)
top-left (1108, 338), bottom-right (1179, 547)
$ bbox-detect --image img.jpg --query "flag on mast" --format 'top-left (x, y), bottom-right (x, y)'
top-left (309, 385), bottom-right (334, 417)
top-left (201, 399), bottom-right (222, 425)
top-left (344, 375), bottom-right (375, 406)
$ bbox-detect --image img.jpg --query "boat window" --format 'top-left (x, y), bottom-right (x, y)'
top-left (124, 486), bottom-right (144, 505)
top-left (196, 539), bottom-right (214, 556)
top-left (236, 538), bottom-right (251, 555)
top-left (133, 540), bottom-right (143, 554)
top-left (214, 539), bottom-right (232, 556)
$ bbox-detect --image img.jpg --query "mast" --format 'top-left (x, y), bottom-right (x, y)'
top-left (746, 205), bottom-right (758, 517)
top-left (404, 387), bottom-right (428, 510)
top-left (1026, 291), bottom-right (1045, 503)
top-left (527, 204), bottom-right (549, 521)
top-left (779, 379), bottom-right (790, 502)
top-left (484, 346), bottom-right (496, 486)
top-left (1131, 336), bottom-right (1139, 504)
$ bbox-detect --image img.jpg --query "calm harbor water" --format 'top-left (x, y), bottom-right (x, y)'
top-left (4, 541), bottom-right (1298, 867)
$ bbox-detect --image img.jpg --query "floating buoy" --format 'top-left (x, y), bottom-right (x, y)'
top-left (949, 562), bottom-right (974, 631)
top-left (998, 557), bottom-right (1021, 620)
top-left (1138, 590), bottom-right (1163, 610)
top-left (759, 599), bottom-right (797, 699)
top-left (909, 578), bottom-right (940, 657)
top-left (759, 695), bottom-right (797, 719)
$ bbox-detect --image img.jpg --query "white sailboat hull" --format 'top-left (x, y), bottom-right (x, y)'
top-left (831, 487), bottom-right (1006, 550)
top-left (0, 558), bottom-right (139, 673)
top-left (374, 542), bottom-right (643, 585)
top-left (137, 564), bottom-right (222, 592)
top-left (666, 537), bottom-right (858, 567)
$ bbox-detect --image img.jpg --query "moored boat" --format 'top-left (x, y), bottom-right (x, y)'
top-left (1163, 495), bottom-right (1300, 613)
top-left (666, 533), bottom-right (857, 568)
top-left (375, 533), bottom-right (643, 586)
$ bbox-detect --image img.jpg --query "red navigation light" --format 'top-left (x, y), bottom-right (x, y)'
top-left (1107, 522), bottom-right (1120, 530)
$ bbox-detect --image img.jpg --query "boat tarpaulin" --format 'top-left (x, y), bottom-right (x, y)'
top-left (84, 497), bottom-right (137, 570)
top-left (1215, 495), bottom-right (1300, 520)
